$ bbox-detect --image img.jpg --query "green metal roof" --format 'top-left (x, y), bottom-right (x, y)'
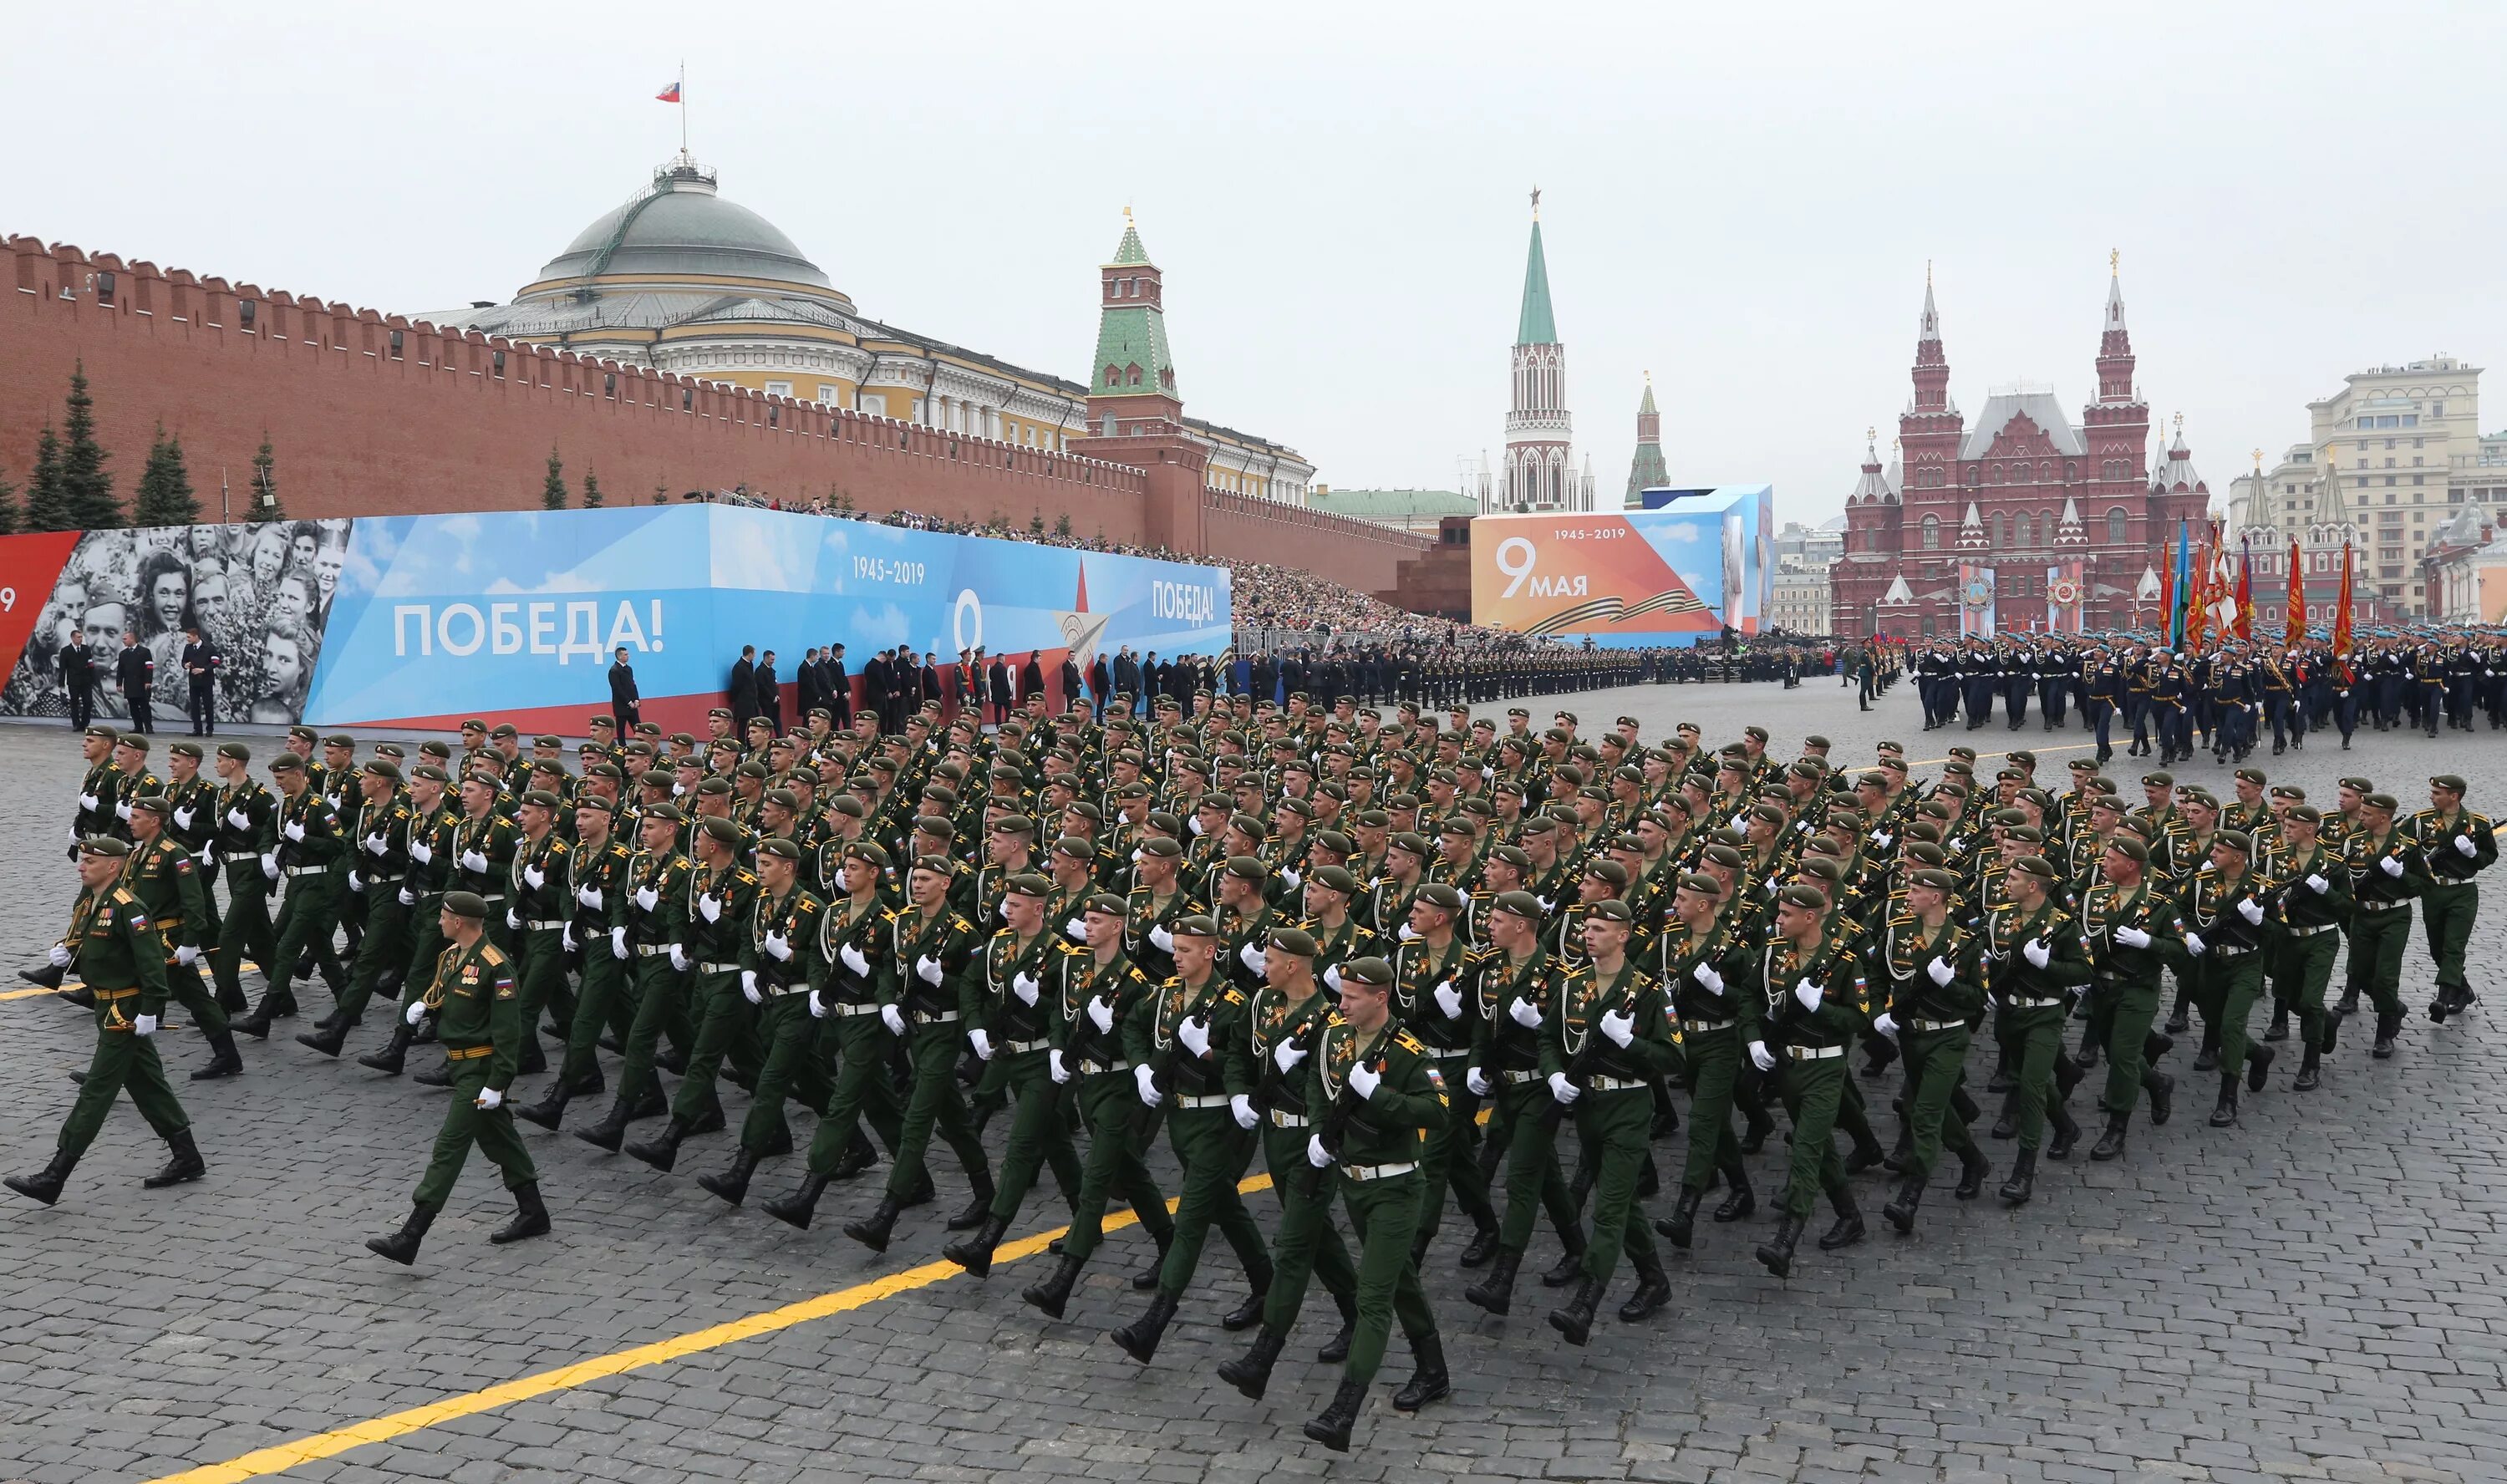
top-left (1516, 220), bottom-right (1558, 345)
top-left (1638, 379), bottom-right (1658, 416)
top-left (1309, 488), bottom-right (1477, 518)
top-left (1093, 220), bottom-right (1173, 397)
top-left (1111, 222), bottom-right (1151, 267)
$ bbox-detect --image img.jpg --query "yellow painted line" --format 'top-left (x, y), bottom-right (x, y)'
top-left (149, 1170), bottom-right (1279, 1483)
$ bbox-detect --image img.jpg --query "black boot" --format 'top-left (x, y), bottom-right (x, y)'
top-left (1301, 1377), bottom-right (1368, 1453)
top-left (357, 1021), bottom-right (414, 1075)
top-left (1655, 1186), bottom-right (1704, 1249)
top-left (1133, 1231), bottom-right (1172, 1290)
top-left (574, 1095), bottom-right (641, 1154)
top-left (1818, 1187), bottom-right (1864, 1250)
top-left (230, 993), bottom-right (282, 1039)
top-left (1023, 1251), bottom-right (1088, 1319)
top-left (1318, 1295), bottom-right (1356, 1362)
top-left (1391, 1332), bottom-right (1451, 1411)
top-left (943, 1214), bottom-right (1010, 1277)
top-left (1997, 1148), bottom-right (2037, 1206)
top-left (1882, 1169), bottom-right (1926, 1234)
top-left (295, 1019), bottom-right (352, 1058)
top-left (142, 1129), bottom-right (206, 1189)
top-left (1110, 1291), bottom-right (1179, 1365)
top-left (623, 1116), bottom-right (691, 1172)
top-left (2074, 1039), bottom-right (2099, 1072)
top-left (2164, 1006), bottom-right (2190, 1035)
top-left (409, 1059), bottom-right (455, 1088)
top-left (2245, 1042), bottom-right (2276, 1093)
top-left (16, 960), bottom-right (66, 990)
top-left (1711, 1170), bottom-right (1756, 1222)
top-left (1883, 1119), bottom-right (1915, 1175)
top-left (946, 1174), bottom-right (996, 1232)
top-left (1990, 1100), bottom-right (2018, 1140)
top-left (2046, 1104), bottom-right (2080, 1161)
top-left (1952, 1147), bottom-right (1991, 1200)
top-left (696, 1148), bottom-right (761, 1207)
top-left (1464, 1246), bottom-right (1522, 1315)
top-left (1616, 1253), bottom-right (1670, 1323)
top-left (489, 1182), bottom-right (552, 1244)
top-left (2209, 1072), bottom-right (2239, 1127)
top-left (2373, 1011), bottom-right (2401, 1060)
top-left (2293, 1046), bottom-right (2321, 1091)
top-left (364, 1202), bottom-right (436, 1265)
top-left (2089, 1111), bottom-right (2128, 1161)
top-left (2146, 1071), bottom-right (2174, 1126)
top-left (842, 1196), bottom-right (903, 1252)
top-left (1457, 1222), bottom-right (1499, 1268)
top-left (1538, 1235), bottom-right (1586, 1288)
top-left (1986, 1055), bottom-right (2014, 1095)
top-left (515, 1080), bottom-right (579, 1131)
top-left (4, 1149), bottom-right (79, 1206)
top-left (191, 1029), bottom-right (244, 1080)
top-left (762, 1171), bottom-right (833, 1231)
top-left (832, 1131), bottom-right (880, 1180)
top-left (2321, 1009), bottom-right (2342, 1054)
top-left (1754, 1212), bottom-right (1806, 1278)
top-left (1218, 1328), bottom-right (1286, 1400)
top-left (1221, 1270), bottom-right (1270, 1332)
top-left (1546, 1273), bottom-right (1604, 1346)
top-left (2264, 1007), bottom-right (2290, 1042)
top-left (1739, 1106), bottom-right (1773, 1154)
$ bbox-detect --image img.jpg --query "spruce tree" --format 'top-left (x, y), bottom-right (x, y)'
top-left (0, 467), bottom-right (18, 536)
top-left (581, 470), bottom-right (603, 509)
top-left (59, 363), bottom-right (120, 528)
top-left (132, 425), bottom-right (202, 526)
top-left (250, 434), bottom-right (286, 521)
top-left (541, 448), bottom-right (567, 510)
top-left (23, 424), bottom-right (75, 531)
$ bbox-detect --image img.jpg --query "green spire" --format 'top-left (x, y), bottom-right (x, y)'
top-left (1516, 219), bottom-right (1558, 345)
top-left (1112, 221), bottom-right (1150, 266)
top-left (1638, 379), bottom-right (1658, 416)
top-left (1093, 211), bottom-right (1176, 401)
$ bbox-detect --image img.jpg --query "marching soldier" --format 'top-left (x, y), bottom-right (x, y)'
top-left (1461, 891), bottom-right (1587, 1314)
top-left (2412, 774), bottom-right (2494, 1023)
top-left (2336, 792), bottom-right (2425, 1060)
top-left (1869, 867), bottom-right (1991, 1230)
top-left (120, 795), bottom-right (245, 1080)
top-left (692, 836), bottom-right (827, 1205)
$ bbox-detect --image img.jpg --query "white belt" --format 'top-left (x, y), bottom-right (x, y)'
top-left (1076, 1057), bottom-right (1129, 1075)
top-left (1000, 1036), bottom-right (1048, 1055)
top-left (2004, 995), bottom-right (2064, 1009)
top-left (828, 1001), bottom-right (883, 1018)
top-left (2356, 902), bottom-right (2409, 916)
top-left (523, 918), bottom-right (569, 932)
top-left (1681, 1017), bottom-right (1735, 1033)
top-left (473, 892), bottom-right (507, 903)
top-left (1269, 1108), bottom-right (1309, 1128)
top-left (635, 943), bottom-right (675, 958)
top-left (1787, 1044), bottom-right (1846, 1060)
top-left (1176, 1093), bottom-right (1233, 1110)
top-left (698, 962), bottom-right (739, 974)
top-left (913, 1009), bottom-right (959, 1024)
top-left (1343, 1161), bottom-right (1417, 1182)
top-left (2214, 944), bottom-right (2256, 958)
top-left (1911, 1019), bottom-right (1966, 1033)
top-left (1499, 1068), bottom-right (1544, 1085)
top-left (765, 981), bottom-right (811, 998)
top-left (284, 864), bottom-right (328, 877)
top-left (2286, 922), bottom-right (2337, 938)
top-left (1585, 1074), bottom-right (1649, 1090)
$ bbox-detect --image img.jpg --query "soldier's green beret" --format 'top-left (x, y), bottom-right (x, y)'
top-left (1147, 811), bottom-right (1186, 836)
top-left (1309, 828), bottom-right (1354, 856)
top-left (1488, 843), bottom-right (1532, 872)
top-left (268, 753), bottom-right (303, 773)
top-left (1797, 856), bottom-right (1843, 883)
top-left (757, 836), bottom-right (804, 863)
top-left (1340, 955), bottom-right (1394, 986)
top-left (2088, 792), bottom-right (2125, 814)
top-left (730, 760), bottom-right (766, 780)
top-left (584, 762), bottom-right (623, 782)
top-left (2006, 750), bottom-right (2037, 769)
top-left (1803, 734), bottom-right (1832, 750)
top-left (490, 723), bottom-right (519, 739)
top-left (1874, 738), bottom-right (1902, 754)
top-left (2363, 792), bottom-right (2399, 813)
top-left (442, 890), bottom-right (488, 919)
top-left (167, 740), bottom-right (202, 761)
top-left (2286, 803), bottom-right (2323, 824)
top-left (1665, 871), bottom-right (1715, 897)
top-left (289, 724), bottom-right (320, 744)
top-left (2234, 767), bottom-right (2267, 785)
top-left (912, 853), bottom-right (956, 875)
top-left (1776, 883), bottom-right (1828, 911)
top-left (1857, 771), bottom-right (1889, 789)
top-left (864, 755), bottom-right (898, 775)
top-left (1490, 889), bottom-right (1543, 920)
top-left (2118, 815), bottom-right (2157, 841)
top-left (2142, 771), bottom-right (2174, 787)
top-left (460, 718), bottom-right (490, 732)
top-left (1307, 864), bottom-right (1357, 895)
top-left (756, 788), bottom-right (797, 812)
top-left (1584, 858), bottom-right (1630, 887)
top-left (1588, 897), bottom-right (1635, 923)
top-left (84, 723), bottom-right (122, 745)
top-left (1787, 760), bottom-right (1825, 782)
top-left (1003, 872), bottom-right (1051, 898)
top-left (1387, 831), bottom-right (1431, 858)
top-left (1701, 843), bottom-right (1747, 871)
top-left (991, 814), bottom-right (1037, 836)
top-left (1140, 836), bottom-right (1183, 859)
top-left (2106, 836), bottom-right (2149, 864)
top-left (842, 840), bottom-right (892, 869)
top-left (825, 795), bottom-right (866, 820)
top-left (1269, 927), bottom-right (1319, 958)
top-left (643, 801), bottom-right (688, 825)
top-left (1945, 745), bottom-right (1976, 762)
top-left (530, 759), bottom-right (567, 778)
top-left (1172, 914), bottom-right (1220, 939)
top-left (2005, 824), bottom-right (2044, 844)
top-left (1749, 804), bottom-right (1786, 826)
top-left (1222, 855), bottom-right (1269, 884)
top-left (1046, 835), bottom-right (1091, 861)
top-left (2270, 784), bottom-right (2306, 801)
top-left (1905, 841), bottom-right (1949, 867)
top-left (2338, 776), bottom-right (2374, 794)
top-left (1909, 867), bottom-right (1960, 892)
top-left (368, 743), bottom-right (400, 759)
top-left (694, 776), bottom-right (731, 796)
top-left (1225, 813), bottom-right (1267, 840)
top-left (1416, 882), bottom-right (1464, 912)
top-left (411, 764), bottom-right (451, 785)
top-left (1076, 892), bottom-right (1123, 917)
top-left (1065, 799), bottom-right (1106, 823)
top-left (1607, 832), bottom-right (1644, 854)
top-left (364, 760), bottom-right (403, 783)
top-left (2009, 855), bottom-right (2059, 882)
top-left (2069, 757), bottom-right (2098, 772)
top-left (699, 816), bottom-right (746, 846)
top-left (1879, 757), bottom-right (1909, 774)
top-left (516, 789), bottom-right (560, 810)
top-left (1550, 764), bottom-right (1586, 788)
top-left (129, 795), bottom-right (170, 816)
top-left (2215, 829), bottom-right (2254, 855)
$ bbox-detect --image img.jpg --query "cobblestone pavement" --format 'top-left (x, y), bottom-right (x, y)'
top-left (2, 684), bottom-right (2502, 1484)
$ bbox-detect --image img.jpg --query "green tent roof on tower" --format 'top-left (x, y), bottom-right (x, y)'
top-left (1517, 219), bottom-right (1558, 345)
top-left (1093, 216), bottom-right (1175, 399)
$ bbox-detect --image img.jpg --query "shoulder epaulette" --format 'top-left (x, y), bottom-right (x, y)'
top-left (112, 886), bottom-right (138, 905)
top-left (479, 944), bottom-right (509, 966)
top-left (1393, 1029), bottom-right (1426, 1054)
top-left (993, 926), bottom-right (1014, 939)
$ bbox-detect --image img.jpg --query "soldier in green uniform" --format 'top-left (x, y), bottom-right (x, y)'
top-left (356, 765), bottom-right (463, 1075)
top-left (1982, 856), bottom-right (2090, 1205)
top-left (200, 744), bottom-right (280, 1018)
top-left (625, 816), bottom-right (759, 1172)
top-left (693, 836), bottom-right (826, 1204)
top-left (1869, 867), bottom-right (1990, 1231)
top-left (1391, 881), bottom-right (1491, 1266)
top-left (1222, 954), bottom-right (1450, 1452)
top-left (2260, 804), bottom-right (2352, 1090)
top-left (503, 789), bottom-right (577, 1076)
top-left (233, 752), bottom-right (343, 1037)
top-left (299, 760), bottom-right (414, 1058)
top-left (944, 872), bottom-right (1088, 1273)
top-left (120, 796), bottom-right (244, 1079)
top-left (2336, 792), bottom-right (2425, 1060)
top-left (1652, 872), bottom-right (1760, 1252)
top-left (1462, 891), bottom-right (1587, 1314)
top-left (6, 838), bottom-right (204, 1206)
top-left (1749, 885), bottom-right (1870, 1276)
top-left (2412, 774), bottom-right (2494, 1023)
top-left (2076, 837), bottom-right (2183, 1160)
top-left (517, 796), bottom-right (635, 1126)
top-left (2180, 831), bottom-right (2274, 1125)
top-left (364, 891), bottom-right (550, 1263)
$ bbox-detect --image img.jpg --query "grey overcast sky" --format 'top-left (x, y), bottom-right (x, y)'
top-left (14, 2), bottom-right (2504, 527)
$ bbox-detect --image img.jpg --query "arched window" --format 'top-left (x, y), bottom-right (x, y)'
top-left (2064, 460), bottom-right (2077, 481)
top-left (1104, 364), bottom-right (1120, 385)
top-left (1921, 514), bottom-right (1940, 550)
top-left (2042, 461), bottom-right (2057, 482)
top-left (2105, 507), bottom-right (2128, 544)
top-left (1991, 464), bottom-right (2004, 484)
top-left (1965, 465), bottom-right (1981, 486)
top-left (1997, 512), bottom-right (2014, 547)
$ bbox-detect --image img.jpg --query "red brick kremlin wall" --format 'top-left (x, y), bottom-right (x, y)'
top-left (1, 236), bottom-right (1426, 594)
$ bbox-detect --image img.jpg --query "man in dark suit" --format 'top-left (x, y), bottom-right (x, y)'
top-left (1022, 651), bottom-right (1046, 714)
top-left (920, 653), bottom-right (943, 714)
top-left (182, 625), bottom-right (219, 736)
top-left (986, 652), bottom-right (1011, 726)
top-left (796, 647), bottom-right (824, 720)
top-left (58, 632), bottom-right (94, 729)
top-left (608, 646), bottom-right (642, 733)
top-left (1113, 647), bottom-right (1140, 714)
top-left (1060, 653), bottom-right (1083, 716)
top-left (825, 643), bottom-right (852, 728)
top-left (755, 650), bottom-right (781, 733)
top-left (861, 648), bottom-right (890, 737)
top-left (1086, 653), bottom-right (1111, 719)
top-left (115, 633), bottom-right (155, 734)
top-left (728, 645), bottom-right (759, 727)
top-left (889, 646), bottom-right (918, 732)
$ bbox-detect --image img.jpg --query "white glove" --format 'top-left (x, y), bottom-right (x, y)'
top-left (398, 886), bottom-right (417, 907)
top-left (79, 791), bottom-right (99, 811)
top-left (1748, 1040), bottom-right (1776, 1072)
top-left (174, 944), bottom-right (198, 966)
top-left (1230, 1093), bottom-right (1257, 1129)
top-left (411, 840), bottom-right (434, 865)
top-left (260, 852), bottom-right (279, 880)
top-left (969, 1027), bottom-right (994, 1060)
top-left (1279, 867), bottom-right (1301, 890)
top-left (506, 907), bottom-right (520, 931)
top-left (635, 885), bottom-right (659, 911)
top-left (283, 819), bottom-right (306, 842)
top-left (404, 997), bottom-right (428, 1025)
top-left (1926, 955), bottom-right (1955, 987)
top-left (1398, 924), bottom-right (1420, 942)
top-left (1873, 1011), bottom-right (1898, 1038)
top-left (741, 970), bottom-right (762, 1004)
top-left (1794, 978), bottom-right (1823, 1012)
top-left (765, 930), bottom-right (792, 962)
top-left (116, 800), bottom-right (134, 822)
top-left (134, 1013), bottom-right (158, 1037)
top-left (1323, 965), bottom-right (1344, 992)
top-left (668, 943), bottom-right (689, 972)
top-left (2455, 834), bottom-right (2479, 857)
top-left (347, 870), bottom-right (364, 893)
top-left (174, 806), bottom-right (196, 831)
top-left (2305, 873), bottom-right (2329, 895)
top-left (1274, 1039), bottom-right (1309, 1075)
top-left (807, 989), bottom-right (828, 1019)
top-left (1599, 1007), bottom-right (1635, 1047)
top-left (1465, 1065), bottom-right (1491, 1096)
top-left (1508, 995), bottom-right (1543, 1028)
top-left (475, 1086), bottom-right (503, 1110)
top-left (1087, 995), bottom-right (1116, 1034)
top-left (577, 884), bottom-right (603, 909)
top-left (2115, 925), bottom-right (2152, 949)
top-left (1691, 962), bottom-right (1725, 995)
top-left (1012, 971), bottom-right (1040, 1005)
top-left (460, 849), bottom-right (489, 873)
top-left (1177, 1014), bottom-right (1211, 1057)
top-left (1149, 924), bottom-right (1175, 953)
top-left (1547, 1070), bottom-right (1580, 1105)
top-left (1433, 980), bottom-right (1464, 1019)
top-left (882, 1004), bottom-right (908, 1036)
top-left (1064, 917), bottom-right (1086, 942)
top-left (226, 806), bottom-right (251, 831)
top-left (522, 863), bottom-right (545, 890)
top-left (1135, 1063), bottom-right (1163, 1106)
top-left (917, 953), bottom-right (943, 986)
top-left (561, 922), bottom-right (576, 952)
top-left (1348, 1059), bottom-right (1381, 1100)
top-left (1950, 838), bottom-right (1966, 854)
top-left (364, 831), bottom-right (388, 856)
top-left (2022, 938), bottom-right (2051, 968)
top-left (2236, 897), bottom-right (2265, 925)
top-left (1049, 1048), bottom-right (1070, 1083)
top-left (1306, 1133), bottom-right (1331, 1167)
top-left (696, 892), bottom-right (722, 923)
top-left (611, 927), bottom-right (628, 960)
top-left (1238, 941), bottom-right (1265, 973)
top-left (2183, 930), bottom-right (2205, 957)
top-left (2380, 855), bottom-right (2405, 878)
top-left (840, 942), bottom-right (870, 977)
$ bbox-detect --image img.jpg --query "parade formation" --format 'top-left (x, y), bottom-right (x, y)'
top-left (10, 653), bottom-right (2492, 1454)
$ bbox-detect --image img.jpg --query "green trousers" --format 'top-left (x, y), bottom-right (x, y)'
top-left (60, 1009), bottom-right (189, 1156)
top-left (1272, 1167), bottom-right (1434, 1388)
top-left (882, 1023), bottom-right (992, 1202)
top-left (1676, 1029), bottom-right (1749, 1194)
top-left (1152, 1105), bottom-right (1269, 1302)
top-left (2269, 932), bottom-right (2339, 1056)
top-left (214, 863), bottom-right (277, 1013)
top-left (1490, 1079), bottom-right (1580, 1251)
top-left (163, 956), bottom-right (229, 1037)
top-left (2344, 907), bottom-right (2412, 1028)
top-left (2422, 883), bottom-right (2475, 996)
top-left (557, 945), bottom-right (632, 1088)
top-left (511, 927), bottom-right (570, 1047)
top-left (413, 1055), bottom-right (538, 1210)
top-left (1255, 1116), bottom-right (1358, 1312)
top-left (614, 955), bottom-right (689, 1110)
top-left (1412, 1050), bottom-right (1493, 1250)
top-left (401, 903), bottom-right (445, 1010)
top-left (739, 993), bottom-right (830, 1156)
top-left (268, 874), bottom-right (343, 1014)
top-left (1991, 1005), bottom-right (2067, 1154)
top-left (331, 887), bottom-right (410, 1024)
top-left (669, 971), bottom-right (757, 1125)
top-left (1775, 1054), bottom-right (1849, 1218)
top-left (2194, 952), bottom-right (2268, 1075)
top-left (2093, 976), bottom-right (2163, 1116)
top-left (1899, 1025), bottom-right (1978, 1177)
top-left (982, 1049), bottom-right (1082, 1222)
top-left (798, 1012), bottom-right (907, 1177)
top-left (1573, 1086), bottom-right (1659, 1284)
top-left (1058, 1070), bottom-right (1172, 1262)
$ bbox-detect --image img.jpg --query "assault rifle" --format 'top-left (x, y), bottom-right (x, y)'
top-left (1539, 975), bottom-right (1648, 1134)
top-left (1304, 1034), bottom-right (1390, 1201)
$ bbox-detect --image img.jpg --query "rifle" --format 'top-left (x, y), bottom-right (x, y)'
top-left (1538, 972), bottom-right (1648, 1133)
top-left (1304, 1032), bottom-right (1389, 1201)
top-left (1133, 980), bottom-right (1214, 1137)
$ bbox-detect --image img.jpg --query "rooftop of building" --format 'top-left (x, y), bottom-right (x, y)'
top-left (1307, 487), bottom-right (1478, 518)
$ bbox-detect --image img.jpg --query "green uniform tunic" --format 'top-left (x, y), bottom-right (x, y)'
top-left (971, 927), bottom-right (1084, 1223)
top-left (1045, 946), bottom-right (1172, 1263)
top-left (1869, 914), bottom-right (1984, 1177)
top-left (54, 882), bottom-right (190, 1156)
top-left (410, 935), bottom-right (536, 1210)
top-left (1126, 969), bottom-right (1269, 1303)
top-left (1544, 957), bottom-right (1680, 1284)
top-left (119, 835), bottom-right (227, 1036)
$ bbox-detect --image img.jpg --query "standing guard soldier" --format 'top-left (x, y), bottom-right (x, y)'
top-left (2413, 774), bottom-right (2494, 1023)
top-left (364, 890), bottom-right (550, 1263)
top-left (1869, 867), bottom-right (1990, 1232)
top-left (694, 836), bottom-right (826, 1206)
top-left (2336, 792), bottom-right (2425, 1060)
top-left (120, 795), bottom-right (245, 1080)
